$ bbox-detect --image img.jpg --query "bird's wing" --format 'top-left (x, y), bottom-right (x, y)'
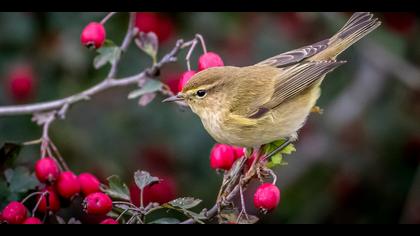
top-left (255, 39), bottom-right (330, 68)
top-left (248, 60), bottom-right (346, 119)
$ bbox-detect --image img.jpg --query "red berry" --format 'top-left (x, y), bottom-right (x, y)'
top-left (245, 154), bottom-right (257, 170)
top-left (178, 70), bottom-right (196, 92)
top-left (78, 173), bottom-right (101, 196)
top-left (80, 22), bottom-right (106, 49)
top-left (233, 146), bottom-right (245, 160)
top-left (84, 192), bottom-right (113, 215)
top-left (164, 73), bottom-right (181, 94)
top-left (35, 157), bottom-right (60, 183)
top-left (278, 13), bottom-right (308, 39)
top-left (56, 171), bottom-right (81, 199)
top-left (210, 144), bottom-right (236, 171)
top-left (130, 177), bottom-right (177, 207)
top-left (23, 217), bottom-right (42, 224)
top-left (8, 65), bottom-right (35, 102)
top-left (100, 218), bottom-right (119, 224)
top-left (253, 183), bottom-right (281, 211)
top-left (198, 52), bottom-right (224, 71)
top-left (37, 188), bottom-right (61, 213)
top-left (383, 13), bottom-right (416, 35)
top-left (135, 12), bottom-right (174, 43)
top-left (1, 201), bottom-right (27, 224)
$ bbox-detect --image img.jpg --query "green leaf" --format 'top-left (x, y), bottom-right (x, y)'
top-left (281, 143), bottom-right (296, 155)
top-left (135, 32), bottom-right (159, 63)
top-left (184, 210), bottom-right (207, 223)
top-left (0, 142), bottom-right (22, 167)
top-left (128, 79), bottom-right (163, 100)
top-left (106, 211), bottom-right (121, 219)
top-left (134, 170), bottom-right (160, 190)
top-left (264, 139), bottom-right (296, 169)
top-left (55, 215), bottom-right (66, 224)
top-left (168, 197), bottom-right (202, 210)
top-left (271, 154), bottom-right (283, 165)
top-left (103, 175), bottom-right (130, 201)
top-left (149, 218), bottom-right (180, 224)
top-left (67, 218), bottom-right (82, 224)
top-left (4, 167), bottom-right (38, 194)
top-left (93, 40), bottom-right (121, 69)
top-left (138, 92), bottom-right (157, 107)
top-left (237, 215), bottom-right (259, 224)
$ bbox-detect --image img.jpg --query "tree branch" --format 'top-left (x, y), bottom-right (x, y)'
top-left (0, 39), bottom-right (186, 117)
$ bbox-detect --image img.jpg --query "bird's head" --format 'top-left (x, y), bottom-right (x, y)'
top-left (163, 66), bottom-right (240, 115)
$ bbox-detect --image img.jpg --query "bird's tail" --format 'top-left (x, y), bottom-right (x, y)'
top-left (312, 12), bottom-right (381, 60)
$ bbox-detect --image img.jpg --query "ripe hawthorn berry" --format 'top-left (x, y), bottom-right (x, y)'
top-left (135, 12), bottom-right (174, 43)
top-left (80, 22), bottom-right (106, 49)
top-left (198, 52), bottom-right (224, 71)
top-left (7, 65), bottom-right (35, 102)
top-left (232, 146), bottom-right (245, 160)
top-left (56, 171), bottom-right (81, 199)
top-left (178, 70), bottom-right (196, 92)
top-left (210, 144), bottom-right (236, 171)
top-left (37, 187), bottom-right (61, 213)
top-left (35, 157), bottom-right (60, 183)
top-left (78, 173), bottom-right (101, 196)
top-left (83, 192), bottom-right (113, 215)
top-left (22, 217), bottom-right (42, 224)
top-left (1, 201), bottom-right (28, 224)
top-left (130, 177), bottom-right (177, 207)
top-left (100, 218), bottom-right (119, 224)
top-left (253, 183), bottom-right (281, 212)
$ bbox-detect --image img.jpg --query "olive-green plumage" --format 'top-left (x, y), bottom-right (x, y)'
top-left (169, 12), bottom-right (381, 148)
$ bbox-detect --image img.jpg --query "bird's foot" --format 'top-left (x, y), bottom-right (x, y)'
top-left (311, 105), bottom-right (324, 114)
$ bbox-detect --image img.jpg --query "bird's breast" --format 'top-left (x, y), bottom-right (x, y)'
top-left (199, 109), bottom-right (232, 145)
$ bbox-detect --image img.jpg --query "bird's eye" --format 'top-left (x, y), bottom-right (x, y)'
top-left (196, 90), bottom-right (207, 98)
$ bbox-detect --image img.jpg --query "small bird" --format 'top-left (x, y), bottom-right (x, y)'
top-left (164, 12), bottom-right (381, 150)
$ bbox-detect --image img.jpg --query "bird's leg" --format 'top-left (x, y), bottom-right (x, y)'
top-left (311, 105), bottom-right (324, 114)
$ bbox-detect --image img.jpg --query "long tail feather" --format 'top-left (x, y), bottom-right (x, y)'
top-left (311, 12), bottom-right (381, 60)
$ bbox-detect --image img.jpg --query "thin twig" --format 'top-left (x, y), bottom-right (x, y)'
top-left (100, 12), bottom-right (117, 25)
top-left (266, 168), bottom-right (278, 185)
top-left (106, 12), bottom-right (136, 80)
top-left (185, 39), bottom-right (198, 71)
top-left (20, 191), bottom-right (44, 204)
top-left (49, 141), bottom-right (70, 171)
top-left (0, 39), bottom-right (187, 117)
top-left (195, 34), bottom-right (207, 54)
top-left (22, 139), bottom-right (42, 146)
top-left (236, 177), bottom-right (249, 223)
top-left (31, 191), bottom-right (48, 216)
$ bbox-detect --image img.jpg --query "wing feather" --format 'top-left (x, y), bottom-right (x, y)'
top-left (255, 39), bottom-right (330, 68)
top-left (248, 60), bottom-right (346, 119)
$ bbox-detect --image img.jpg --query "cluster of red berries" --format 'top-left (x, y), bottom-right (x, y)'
top-left (177, 52), bottom-right (224, 93)
top-left (0, 157), bottom-right (116, 224)
top-left (209, 144), bottom-right (281, 212)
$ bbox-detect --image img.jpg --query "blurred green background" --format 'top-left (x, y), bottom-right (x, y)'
top-left (1, 12), bottom-right (420, 224)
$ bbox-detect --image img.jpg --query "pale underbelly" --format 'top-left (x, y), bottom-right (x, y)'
top-left (200, 86), bottom-right (321, 147)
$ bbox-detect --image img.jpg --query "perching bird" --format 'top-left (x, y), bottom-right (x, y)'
top-left (164, 12), bottom-right (381, 149)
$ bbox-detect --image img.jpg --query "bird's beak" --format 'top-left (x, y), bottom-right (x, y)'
top-left (162, 94), bottom-right (184, 103)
